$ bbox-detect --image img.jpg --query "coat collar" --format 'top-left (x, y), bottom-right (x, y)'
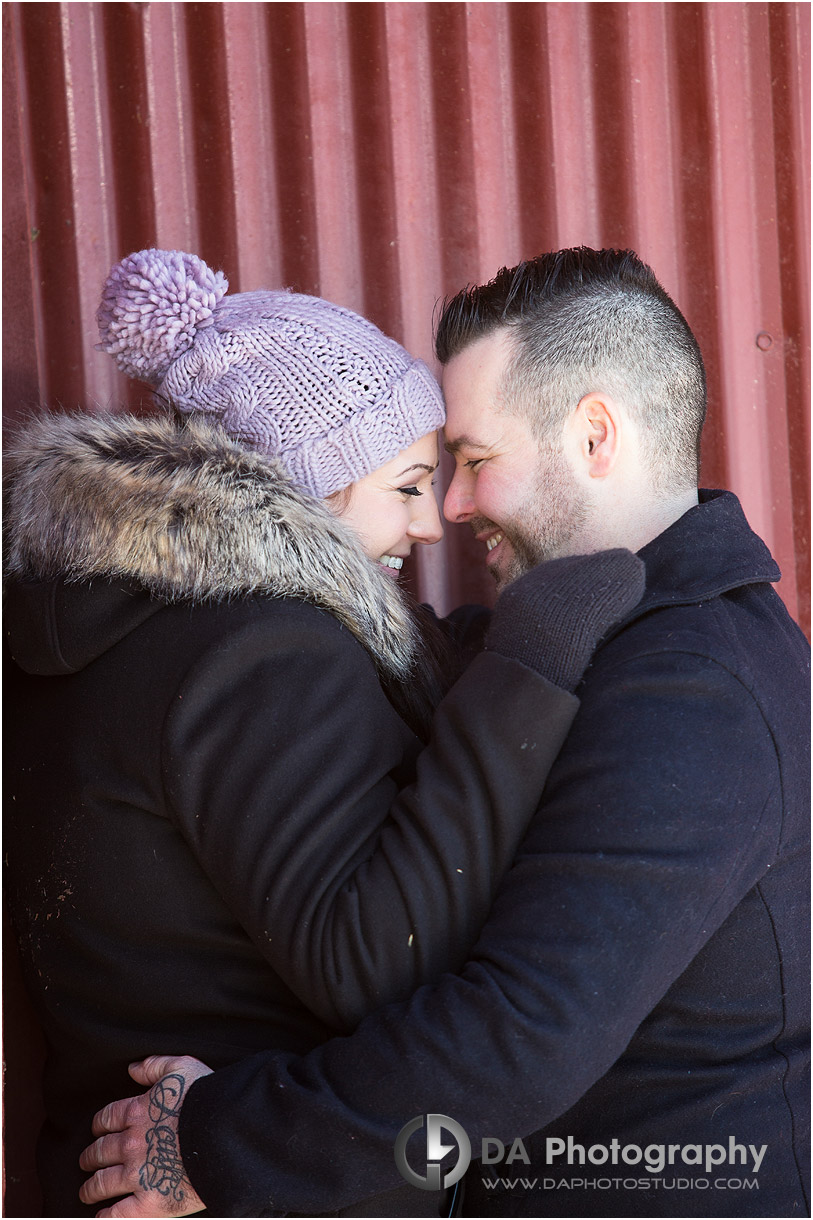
top-left (632, 488), bottom-right (780, 618)
top-left (5, 411), bottom-right (419, 680)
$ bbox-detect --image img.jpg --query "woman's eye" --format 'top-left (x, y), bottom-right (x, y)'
top-left (400, 485), bottom-right (422, 497)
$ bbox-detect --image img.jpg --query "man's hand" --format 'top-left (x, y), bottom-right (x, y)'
top-left (79, 1054), bottom-right (213, 1217)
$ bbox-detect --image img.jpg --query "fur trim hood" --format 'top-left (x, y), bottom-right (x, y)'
top-left (5, 411), bottom-right (419, 680)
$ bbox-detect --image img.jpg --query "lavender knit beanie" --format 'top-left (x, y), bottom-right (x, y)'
top-left (96, 249), bottom-right (445, 498)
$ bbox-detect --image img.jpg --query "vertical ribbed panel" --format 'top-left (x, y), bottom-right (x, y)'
top-left (3, 1), bottom-right (810, 629)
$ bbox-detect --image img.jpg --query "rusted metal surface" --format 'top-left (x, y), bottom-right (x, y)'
top-left (4, 1), bottom-right (809, 629)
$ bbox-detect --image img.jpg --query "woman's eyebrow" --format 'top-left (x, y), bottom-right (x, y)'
top-left (396, 462), bottom-right (437, 476)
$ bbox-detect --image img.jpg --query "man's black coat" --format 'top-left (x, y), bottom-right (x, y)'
top-left (179, 490), bottom-right (810, 1218)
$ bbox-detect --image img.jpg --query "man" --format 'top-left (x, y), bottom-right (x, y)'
top-left (80, 247), bottom-right (809, 1218)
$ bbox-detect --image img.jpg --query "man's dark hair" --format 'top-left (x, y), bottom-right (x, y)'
top-left (435, 248), bottom-right (706, 491)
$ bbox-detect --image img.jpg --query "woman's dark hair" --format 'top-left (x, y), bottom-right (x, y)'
top-left (381, 598), bottom-right (468, 741)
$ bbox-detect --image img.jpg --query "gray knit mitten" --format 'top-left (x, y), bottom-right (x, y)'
top-left (486, 549), bottom-right (646, 692)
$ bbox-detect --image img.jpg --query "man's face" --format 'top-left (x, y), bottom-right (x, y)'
top-left (442, 331), bottom-right (589, 591)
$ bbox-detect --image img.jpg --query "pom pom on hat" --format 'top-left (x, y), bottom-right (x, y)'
top-left (96, 248), bottom-right (228, 383)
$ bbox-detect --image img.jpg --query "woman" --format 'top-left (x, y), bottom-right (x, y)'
top-left (4, 249), bottom-right (643, 1216)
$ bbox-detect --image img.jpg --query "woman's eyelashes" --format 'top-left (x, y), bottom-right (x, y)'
top-left (399, 477), bottom-right (437, 497)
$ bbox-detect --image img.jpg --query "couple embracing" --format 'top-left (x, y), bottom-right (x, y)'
top-left (5, 246), bottom-right (808, 1218)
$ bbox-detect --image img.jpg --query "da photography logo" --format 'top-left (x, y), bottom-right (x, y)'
top-left (395, 1114), bottom-right (471, 1191)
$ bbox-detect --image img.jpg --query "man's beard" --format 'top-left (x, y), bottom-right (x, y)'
top-left (476, 443), bottom-right (591, 592)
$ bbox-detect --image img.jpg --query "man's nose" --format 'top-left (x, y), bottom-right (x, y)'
top-left (443, 470), bottom-right (476, 523)
top-left (409, 493), bottom-right (444, 545)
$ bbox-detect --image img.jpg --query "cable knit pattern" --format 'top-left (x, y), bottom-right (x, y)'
top-left (96, 250), bottom-right (445, 498)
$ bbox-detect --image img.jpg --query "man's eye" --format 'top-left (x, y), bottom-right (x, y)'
top-left (464, 458), bottom-right (485, 470)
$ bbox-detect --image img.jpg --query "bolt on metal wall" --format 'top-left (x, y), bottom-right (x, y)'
top-left (3, 1), bottom-right (810, 629)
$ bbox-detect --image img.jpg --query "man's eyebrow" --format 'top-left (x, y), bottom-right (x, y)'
top-left (396, 462), bottom-right (437, 476)
top-left (443, 435), bottom-right (490, 456)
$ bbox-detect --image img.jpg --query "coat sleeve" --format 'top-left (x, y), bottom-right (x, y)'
top-left (177, 644), bottom-right (786, 1217)
top-left (161, 600), bottom-right (578, 1031)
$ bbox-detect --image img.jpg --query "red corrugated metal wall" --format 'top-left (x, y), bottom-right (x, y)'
top-left (1, 3), bottom-right (810, 1209)
top-left (4, 1), bottom-right (810, 625)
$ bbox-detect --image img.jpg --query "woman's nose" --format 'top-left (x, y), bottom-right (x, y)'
top-left (408, 492), bottom-right (444, 545)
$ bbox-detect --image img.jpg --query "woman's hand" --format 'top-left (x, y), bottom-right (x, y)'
top-left (79, 1055), bottom-right (213, 1216)
top-left (486, 548), bottom-right (646, 691)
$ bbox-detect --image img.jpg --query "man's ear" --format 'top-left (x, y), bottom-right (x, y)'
top-left (572, 392), bottom-right (620, 478)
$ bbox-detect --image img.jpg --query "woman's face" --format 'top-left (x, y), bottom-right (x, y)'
top-left (332, 432), bottom-right (443, 577)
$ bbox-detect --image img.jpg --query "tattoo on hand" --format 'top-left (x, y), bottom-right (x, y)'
top-left (140, 1074), bottom-right (192, 1204)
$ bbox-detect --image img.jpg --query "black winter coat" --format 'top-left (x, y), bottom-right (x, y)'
top-left (175, 490), bottom-right (810, 1218)
top-left (4, 413), bottom-right (578, 1216)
